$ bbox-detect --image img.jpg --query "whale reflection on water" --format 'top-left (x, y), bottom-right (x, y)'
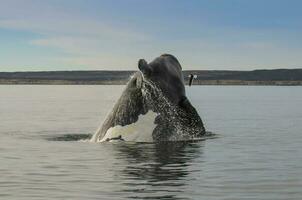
top-left (111, 141), bottom-right (205, 200)
top-left (45, 131), bottom-right (215, 199)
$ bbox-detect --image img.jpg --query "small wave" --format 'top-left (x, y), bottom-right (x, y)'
top-left (46, 133), bottom-right (92, 141)
top-left (163, 131), bottom-right (219, 142)
top-left (46, 131), bottom-right (217, 143)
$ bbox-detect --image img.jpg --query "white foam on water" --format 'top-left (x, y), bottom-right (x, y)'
top-left (99, 110), bottom-right (158, 143)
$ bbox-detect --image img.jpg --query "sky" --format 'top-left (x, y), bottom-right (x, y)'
top-left (0, 0), bottom-right (302, 71)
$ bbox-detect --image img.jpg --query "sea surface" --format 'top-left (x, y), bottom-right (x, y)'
top-left (0, 85), bottom-right (302, 200)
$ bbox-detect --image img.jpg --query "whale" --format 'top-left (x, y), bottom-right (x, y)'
top-left (91, 54), bottom-right (206, 142)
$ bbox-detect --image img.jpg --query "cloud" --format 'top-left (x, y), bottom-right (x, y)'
top-left (0, 18), bottom-right (153, 69)
top-left (0, 0), bottom-right (301, 70)
top-left (0, 19), bottom-right (149, 40)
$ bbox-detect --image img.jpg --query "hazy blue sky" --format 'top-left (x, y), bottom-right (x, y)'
top-left (0, 0), bottom-right (302, 71)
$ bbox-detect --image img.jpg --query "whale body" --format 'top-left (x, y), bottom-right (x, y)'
top-left (91, 54), bottom-right (206, 142)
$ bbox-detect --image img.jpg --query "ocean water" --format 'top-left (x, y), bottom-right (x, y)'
top-left (0, 85), bottom-right (302, 200)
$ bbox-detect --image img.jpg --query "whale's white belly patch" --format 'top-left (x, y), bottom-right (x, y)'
top-left (100, 111), bottom-right (158, 142)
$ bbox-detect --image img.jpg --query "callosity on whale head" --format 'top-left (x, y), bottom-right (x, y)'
top-left (91, 54), bottom-right (206, 143)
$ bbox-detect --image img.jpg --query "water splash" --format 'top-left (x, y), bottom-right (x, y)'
top-left (141, 80), bottom-right (205, 141)
top-left (91, 78), bottom-right (207, 143)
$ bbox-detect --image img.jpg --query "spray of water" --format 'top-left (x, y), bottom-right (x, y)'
top-left (91, 76), bottom-right (205, 143)
top-left (141, 80), bottom-right (205, 141)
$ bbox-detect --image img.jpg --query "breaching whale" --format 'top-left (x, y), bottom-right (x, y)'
top-left (91, 54), bottom-right (206, 142)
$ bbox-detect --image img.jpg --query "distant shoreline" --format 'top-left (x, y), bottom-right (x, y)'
top-left (0, 69), bottom-right (302, 86)
top-left (1, 79), bottom-right (302, 86)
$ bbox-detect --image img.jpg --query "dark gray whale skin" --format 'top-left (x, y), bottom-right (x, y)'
top-left (94, 54), bottom-right (206, 142)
